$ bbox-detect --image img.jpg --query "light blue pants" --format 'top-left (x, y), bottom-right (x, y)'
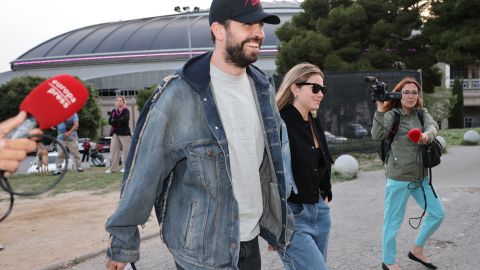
top-left (382, 177), bottom-right (445, 264)
top-left (279, 200), bottom-right (331, 270)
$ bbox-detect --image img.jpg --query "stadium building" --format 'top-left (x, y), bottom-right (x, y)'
top-left (1, 1), bottom-right (478, 138)
top-left (0, 2), bottom-right (300, 135)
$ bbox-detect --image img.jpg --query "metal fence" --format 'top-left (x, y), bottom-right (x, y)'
top-left (274, 70), bottom-right (421, 155)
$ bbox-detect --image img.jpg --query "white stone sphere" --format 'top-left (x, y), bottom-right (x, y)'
top-left (436, 135), bottom-right (447, 151)
top-left (333, 154), bottom-right (358, 178)
top-left (464, 130), bottom-right (480, 144)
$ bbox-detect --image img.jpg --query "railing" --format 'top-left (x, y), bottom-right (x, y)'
top-left (449, 79), bottom-right (480, 90)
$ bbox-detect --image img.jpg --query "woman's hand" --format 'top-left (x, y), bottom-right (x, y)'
top-left (376, 101), bottom-right (385, 112)
top-left (419, 133), bottom-right (429, 145)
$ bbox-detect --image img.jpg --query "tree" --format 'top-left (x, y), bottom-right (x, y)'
top-left (136, 84), bottom-right (158, 112)
top-left (0, 76), bottom-right (44, 121)
top-left (448, 78), bottom-right (464, 128)
top-left (423, 86), bottom-right (456, 122)
top-left (275, 0), bottom-right (441, 91)
top-left (424, 0), bottom-right (480, 67)
top-left (77, 82), bottom-right (103, 140)
top-left (0, 76), bottom-right (102, 140)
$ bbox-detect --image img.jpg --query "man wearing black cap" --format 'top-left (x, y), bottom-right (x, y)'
top-left (105, 0), bottom-right (293, 269)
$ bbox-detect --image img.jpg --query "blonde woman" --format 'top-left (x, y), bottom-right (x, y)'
top-left (276, 63), bottom-right (333, 270)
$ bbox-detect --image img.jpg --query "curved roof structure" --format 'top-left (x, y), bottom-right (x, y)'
top-left (11, 5), bottom-right (301, 70)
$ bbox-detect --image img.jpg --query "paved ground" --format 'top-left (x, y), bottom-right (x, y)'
top-left (68, 145), bottom-right (480, 270)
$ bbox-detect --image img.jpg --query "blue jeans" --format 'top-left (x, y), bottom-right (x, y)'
top-left (382, 178), bottom-right (445, 264)
top-left (279, 200), bottom-right (331, 270)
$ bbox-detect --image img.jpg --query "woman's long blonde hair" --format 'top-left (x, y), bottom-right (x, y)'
top-left (383, 76), bottom-right (423, 111)
top-left (276, 63), bottom-right (324, 116)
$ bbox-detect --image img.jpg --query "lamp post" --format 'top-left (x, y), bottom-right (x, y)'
top-left (174, 6), bottom-right (200, 59)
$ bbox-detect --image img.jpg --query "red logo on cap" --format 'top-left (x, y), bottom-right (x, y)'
top-left (245, 0), bottom-right (260, 7)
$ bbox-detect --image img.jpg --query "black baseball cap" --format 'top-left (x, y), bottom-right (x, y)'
top-left (209, 0), bottom-right (281, 26)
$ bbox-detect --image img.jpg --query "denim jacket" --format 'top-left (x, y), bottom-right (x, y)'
top-left (106, 52), bottom-right (294, 269)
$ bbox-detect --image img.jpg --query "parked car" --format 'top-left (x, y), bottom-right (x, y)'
top-left (344, 124), bottom-right (368, 138)
top-left (324, 131), bottom-right (348, 144)
top-left (97, 136), bottom-right (112, 153)
top-left (27, 152), bottom-right (73, 174)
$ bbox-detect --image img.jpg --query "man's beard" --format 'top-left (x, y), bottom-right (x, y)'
top-left (225, 37), bottom-right (262, 68)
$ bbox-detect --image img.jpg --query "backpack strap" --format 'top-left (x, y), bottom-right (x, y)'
top-left (417, 109), bottom-right (425, 131)
top-left (381, 111), bottom-right (401, 163)
top-left (387, 111), bottom-right (401, 143)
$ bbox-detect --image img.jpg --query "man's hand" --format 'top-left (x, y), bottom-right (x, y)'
top-left (0, 111), bottom-right (41, 176)
top-left (105, 257), bottom-right (127, 270)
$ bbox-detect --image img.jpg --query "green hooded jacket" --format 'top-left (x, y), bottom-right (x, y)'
top-left (372, 107), bottom-right (438, 181)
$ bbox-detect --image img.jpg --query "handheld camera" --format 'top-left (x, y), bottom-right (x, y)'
top-left (365, 76), bottom-right (402, 102)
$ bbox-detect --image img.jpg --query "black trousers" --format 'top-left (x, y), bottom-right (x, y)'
top-left (175, 236), bottom-right (261, 270)
top-left (81, 150), bottom-right (89, 162)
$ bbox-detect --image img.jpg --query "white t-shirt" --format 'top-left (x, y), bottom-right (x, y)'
top-left (210, 64), bottom-right (265, 241)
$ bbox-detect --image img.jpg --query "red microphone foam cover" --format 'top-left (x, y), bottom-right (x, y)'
top-left (407, 128), bottom-right (422, 143)
top-left (19, 74), bottom-right (89, 129)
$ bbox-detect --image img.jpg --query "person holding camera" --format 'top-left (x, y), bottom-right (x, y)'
top-left (106, 96), bottom-right (131, 174)
top-left (275, 63), bottom-right (333, 270)
top-left (371, 77), bottom-right (444, 270)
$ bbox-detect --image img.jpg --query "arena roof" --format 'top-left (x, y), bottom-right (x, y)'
top-left (11, 4), bottom-right (301, 71)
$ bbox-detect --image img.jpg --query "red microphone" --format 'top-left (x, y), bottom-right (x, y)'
top-left (6, 74), bottom-right (89, 139)
top-left (407, 128), bottom-right (422, 143)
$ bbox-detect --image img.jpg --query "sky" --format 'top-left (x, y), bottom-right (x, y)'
top-left (0, 0), bottom-right (215, 72)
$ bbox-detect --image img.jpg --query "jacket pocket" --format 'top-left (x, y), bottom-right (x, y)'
top-left (184, 200), bottom-right (207, 251)
top-left (187, 142), bottom-right (224, 190)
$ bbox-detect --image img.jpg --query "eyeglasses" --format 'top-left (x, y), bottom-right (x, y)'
top-left (401, 90), bottom-right (419, 96)
top-left (296, 82), bottom-right (327, 95)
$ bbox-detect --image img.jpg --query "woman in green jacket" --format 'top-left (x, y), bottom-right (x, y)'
top-left (372, 77), bottom-right (444, 270)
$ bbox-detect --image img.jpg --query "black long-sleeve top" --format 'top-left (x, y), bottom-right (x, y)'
top-left (109, 108), bottom-right (131, 136)
top-left (281, 104), bottom-right (333, 204)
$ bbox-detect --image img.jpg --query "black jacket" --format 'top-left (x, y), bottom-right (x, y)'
top-left (109, 108), bottom-right (131, 136)
top-left (281, 104), bottom-right (333, 204)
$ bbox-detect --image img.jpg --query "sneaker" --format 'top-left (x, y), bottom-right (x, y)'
top-left (77, 168), bottom-right (84, 172)
top-left (105, 169), bottom-right (112, 174)
top-left (120, 168), bottom-right (125, 173)
top-left (52, 170), bottom-right (61, 175)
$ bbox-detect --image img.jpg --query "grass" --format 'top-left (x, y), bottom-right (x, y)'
top-left (6, 128), bottom-right (477, 197)
top-left (330, 128), bottom-right (480, 182)
top-left (331, 152), bottom-right (383, 182)
top-left (439, 127), bottom-right (480, 146)
top-left (6, 167), bottom-right (122, 197)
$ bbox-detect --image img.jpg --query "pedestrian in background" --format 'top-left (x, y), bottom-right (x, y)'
top-left (81, 138), bottom-right (91, 162)
top-left (275, 63), bottom-right (333, 270)
top-left (54, 113), bottom-right (83, 174)
top-left (106, 96), bottom-right (131, 173)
